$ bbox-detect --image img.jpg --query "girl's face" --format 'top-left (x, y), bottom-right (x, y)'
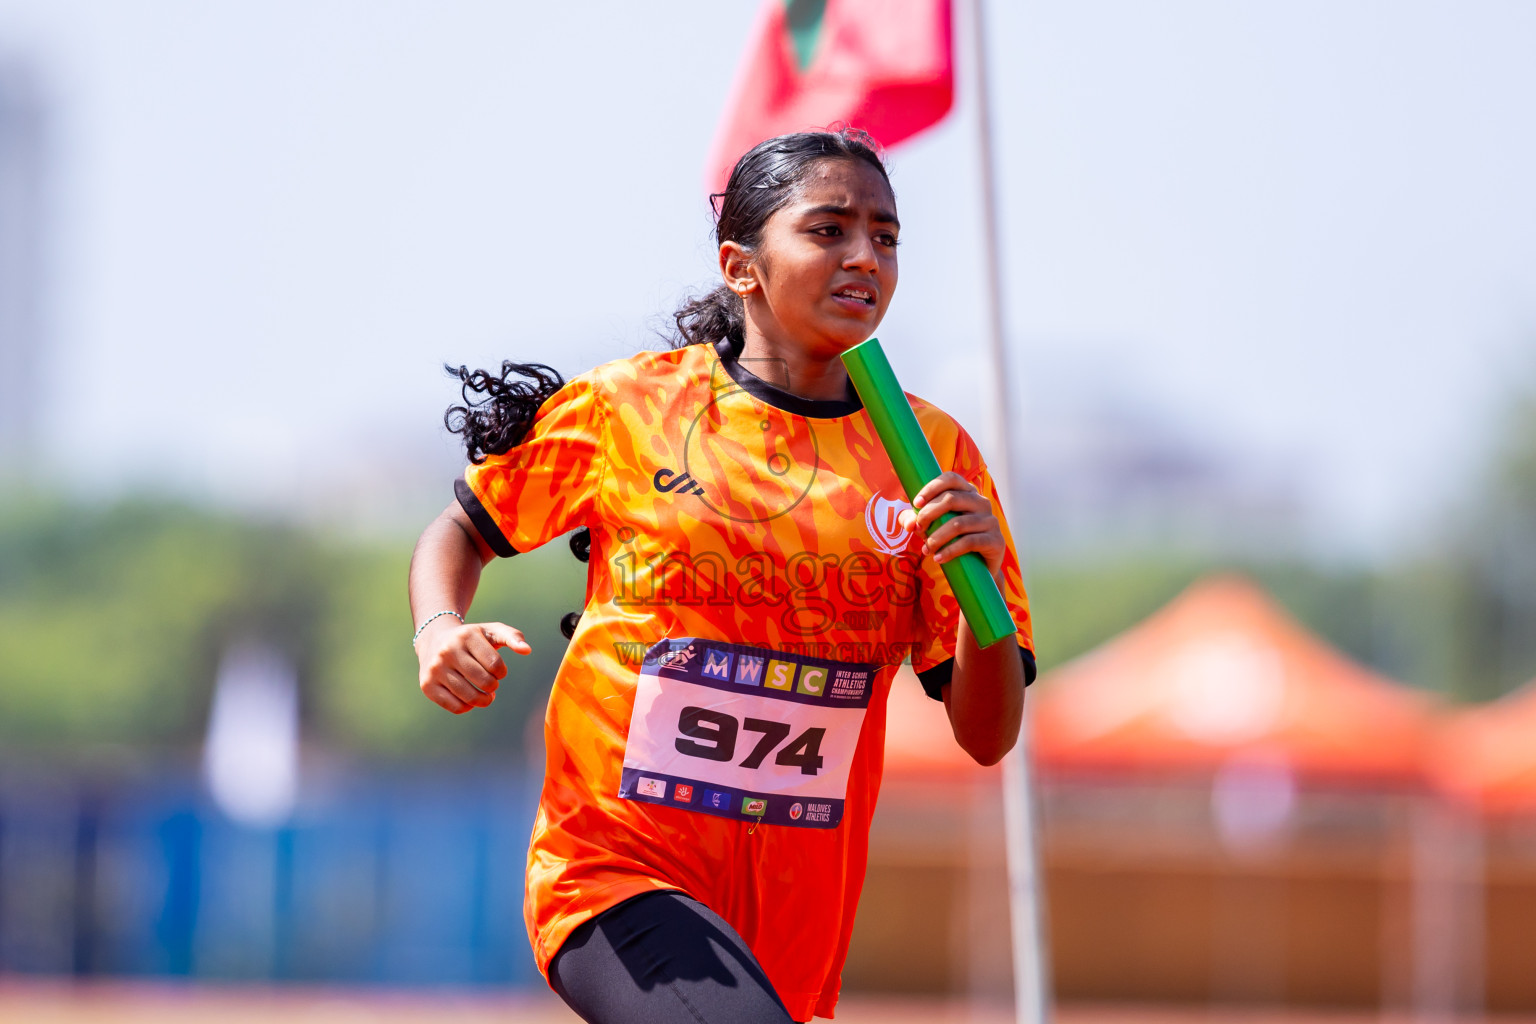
top-left (724, 158), bottom-right (900, 360)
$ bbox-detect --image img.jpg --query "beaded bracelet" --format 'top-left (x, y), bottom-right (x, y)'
top-left (412, 609), bottom-right (464, 647)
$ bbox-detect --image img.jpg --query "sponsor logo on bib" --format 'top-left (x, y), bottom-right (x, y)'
top-left (656, 643), bottom-right (698, 671)
top-left (637, 776), bottom-right (667, 798)
top-left (829, 667), bottom-right (871, 700)
top-left (796, 666), bottom-right (828, 696)
top-left (700, 647), bottom-right (734, 681)
top-left (789, 802), bottom-right (804, 821)
top-left (742, 797), bottom-right (767, 817)
top-left (764, 659), bottom-right (797, 690)
top-left (674, 784), bottom-right (694, 803)
top-left (803, 801), bottom-right (834, 824)
top-left (735, 655), bottom-right (766, 686)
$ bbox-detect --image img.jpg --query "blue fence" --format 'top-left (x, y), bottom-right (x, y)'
top-left (0, 764), bottom-right (543, 986)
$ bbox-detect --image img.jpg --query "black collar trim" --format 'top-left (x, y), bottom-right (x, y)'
top-left (714, 342), bottom-right (864, 419)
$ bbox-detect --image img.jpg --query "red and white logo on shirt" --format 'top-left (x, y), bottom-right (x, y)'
top-left (864, 487), bottom-right (914, 557)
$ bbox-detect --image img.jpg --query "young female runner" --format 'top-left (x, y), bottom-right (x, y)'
top-left (408, 128), bottom-right (1034, 1023)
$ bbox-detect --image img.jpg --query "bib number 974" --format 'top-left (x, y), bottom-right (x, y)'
top-left (674, 706), bottom-right (826, 776)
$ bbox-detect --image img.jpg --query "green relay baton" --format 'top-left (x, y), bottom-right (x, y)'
top-left (841, 337), bottom-right (1018, 650)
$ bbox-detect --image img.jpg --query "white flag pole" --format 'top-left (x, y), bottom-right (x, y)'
top-left (967, 0), bottom-right (1052, 1021)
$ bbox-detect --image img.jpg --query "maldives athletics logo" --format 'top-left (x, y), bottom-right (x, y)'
top-left (864, 485), bottom-right (915, 557)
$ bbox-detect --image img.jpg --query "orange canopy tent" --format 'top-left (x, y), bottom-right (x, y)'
top-left (1432, 680), bottom-right (1536, 817)
top-left (881, 664), bottom-right (997, 781)
top-left (1028, 575), bottom-right (1440, 786)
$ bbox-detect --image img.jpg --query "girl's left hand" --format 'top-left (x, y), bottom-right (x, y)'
top-left (898, 471), bottom-right (1006, 579)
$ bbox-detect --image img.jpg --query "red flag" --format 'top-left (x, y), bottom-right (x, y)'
top-left (706, 0), bottom-right (954, 193)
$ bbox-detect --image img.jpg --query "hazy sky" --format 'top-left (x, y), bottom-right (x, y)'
top-left (4, 1), bottom-right (1534, 557)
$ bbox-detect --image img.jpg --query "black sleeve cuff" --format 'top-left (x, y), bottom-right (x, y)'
top-left (914, 646), bottom-right (1036, 702)
top-left (454, 477), bottom-right (518, 558)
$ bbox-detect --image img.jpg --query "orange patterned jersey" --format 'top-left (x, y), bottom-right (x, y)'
top-left (457, 343), bottom-right (1032, 1022)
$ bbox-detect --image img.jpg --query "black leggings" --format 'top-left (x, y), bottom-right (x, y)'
top-left (548, 890), bottom-right (797, 1024)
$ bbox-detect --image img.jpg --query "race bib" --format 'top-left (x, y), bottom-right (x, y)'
top-left (619, 638), bottom-right (877, 829)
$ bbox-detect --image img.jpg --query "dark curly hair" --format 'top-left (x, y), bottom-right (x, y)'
top-left (443, 361), bottom-right (565, 466)
top-left (444, 127), bottom-right (892, 639)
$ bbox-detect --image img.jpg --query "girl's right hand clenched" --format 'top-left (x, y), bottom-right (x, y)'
top-left (415, 619), bottom-right (531, 714)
